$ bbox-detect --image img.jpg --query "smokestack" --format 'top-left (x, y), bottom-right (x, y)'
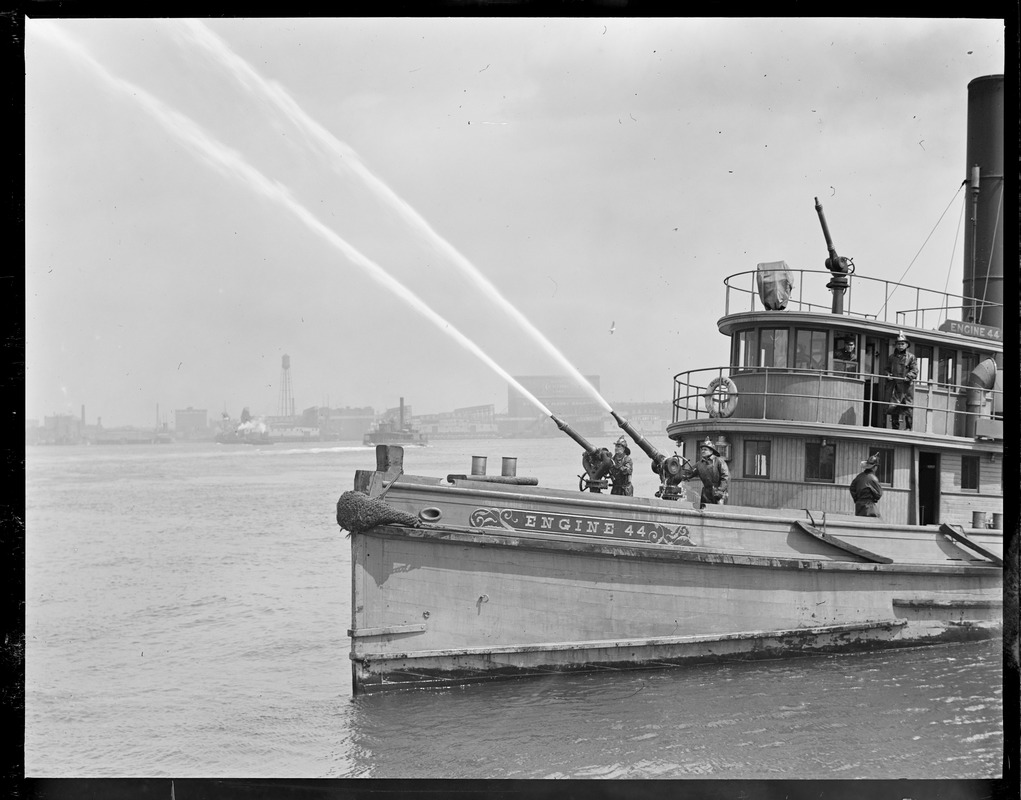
top-left (963, 75), bottom-right (1004, 330)
top-left (81, 404), bottom-right (85, 425)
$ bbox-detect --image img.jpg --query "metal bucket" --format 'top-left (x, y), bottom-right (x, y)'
top-left (971, 511), bottom-right (987, 529)
top-left (470, 456), bottom-right (487, 476)
top-left (501, 457), bottom-right (518, 477)
top-left (992, 513), bottom-right (1003, 530)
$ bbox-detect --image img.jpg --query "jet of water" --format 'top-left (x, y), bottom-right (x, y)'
top-left (35, 24), bottom-right (555, 420)
top-left (176, 19), bottom-right (614, 415)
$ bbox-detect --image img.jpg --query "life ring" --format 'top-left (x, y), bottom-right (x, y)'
top-left (704, 376), bottom-right (739, 418)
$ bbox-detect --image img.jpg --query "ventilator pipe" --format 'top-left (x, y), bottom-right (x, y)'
top-left (965, 356), bottom-right (997, 437)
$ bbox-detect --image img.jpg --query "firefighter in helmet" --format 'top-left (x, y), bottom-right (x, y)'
top-left (683, 438), bottom-right (730, 508)
top-left (886, 332), bottom-right (918, 430)
top-left (609, 436), bottom-right (634, 496)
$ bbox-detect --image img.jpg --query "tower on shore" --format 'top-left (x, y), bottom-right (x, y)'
top-left (278, 354), bottom-right (294, 417)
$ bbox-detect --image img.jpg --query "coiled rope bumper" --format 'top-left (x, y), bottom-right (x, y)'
top-left (336, 490), bottom-right (422, 534)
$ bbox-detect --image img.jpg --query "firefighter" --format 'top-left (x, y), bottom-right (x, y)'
top-left (849, 453), bottom-right (883, 517)
top-left (609, 436), bottom-right (634, 496)
top-left (886, 332), bottom-right (918, 430)
top-left (684, 438), bottom-right (730, 508)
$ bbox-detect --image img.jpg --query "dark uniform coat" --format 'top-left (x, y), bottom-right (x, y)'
top-left (690, 455), bottom-right (730, 507)
top-left (849, 469), bottom-right (883, 517)
top-left (610, 452), bottom-right (634, 496)
top-left (888, 349), bottom-right (918, 408)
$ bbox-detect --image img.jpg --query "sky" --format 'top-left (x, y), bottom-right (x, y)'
top-left (24, 16), bottom-right (1005, 428)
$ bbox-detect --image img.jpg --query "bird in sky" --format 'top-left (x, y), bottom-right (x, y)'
top-left (609, 321), bottom-right (616, 335)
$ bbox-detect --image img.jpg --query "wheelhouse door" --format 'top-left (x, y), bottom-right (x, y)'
top-left (918, 451), bottom-right (940, 525)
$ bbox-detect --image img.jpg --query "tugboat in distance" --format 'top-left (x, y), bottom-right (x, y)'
top-left (216, 408), bottom-right (273, 445)
top-left (363, 397), bottom-right (428, 446)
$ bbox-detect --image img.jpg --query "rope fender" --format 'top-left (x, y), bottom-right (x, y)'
top-left (336, 490), bottom-right (422, 534)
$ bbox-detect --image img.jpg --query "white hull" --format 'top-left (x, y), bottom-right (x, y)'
top-left (348, 475), bottom-right (1002, 693)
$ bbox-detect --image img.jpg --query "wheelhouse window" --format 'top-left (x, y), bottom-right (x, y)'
top-left (805, 440), bottom-right (835, 482)
top-left (866, 447), bottom-right (894, 485)
top-left (743, 440), bottom-right (771, 478)
top-left (733, 330), bottom-right (757, 370)
top-left (834, 332), bottom-right (859, 373)
top-left (962, 455), bottom-right (980, 490)
top-left (794, 329), bottom-right (827, 370)
top-left (913, 344), bottom-right (933, 388)
top-left (937, 347), bottom-right (957, 388)
top-left (759, 328), bottom-right (788, 368)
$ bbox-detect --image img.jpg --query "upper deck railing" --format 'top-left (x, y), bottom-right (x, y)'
top-left (671, 364), bottom-right (1002, 438)
top-left (724, 268), bottom-right (1002, 331)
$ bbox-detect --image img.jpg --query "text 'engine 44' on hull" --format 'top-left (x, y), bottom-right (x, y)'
top-left (340, 444), bottom-right (1002, 695)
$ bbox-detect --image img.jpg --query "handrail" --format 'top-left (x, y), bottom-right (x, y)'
top-left (724, 268), bottom-right (1002, 329)
top-left (671, 365), bottom-right (1003, 436)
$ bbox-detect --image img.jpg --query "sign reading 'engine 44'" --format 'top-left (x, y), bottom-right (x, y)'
top-left (469, 506), bottom-right (691, 546)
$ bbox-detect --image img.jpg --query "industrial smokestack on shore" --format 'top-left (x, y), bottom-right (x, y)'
top-left (963, 75), bottom-right (1003, 331)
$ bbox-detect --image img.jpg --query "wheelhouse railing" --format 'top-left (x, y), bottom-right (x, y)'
top-left (672, 365), bottom-right (1002, 438)
top-left (723, 268), bottom-right (1002, 328)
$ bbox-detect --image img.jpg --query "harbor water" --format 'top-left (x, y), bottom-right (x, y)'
top-left (24, 439), bottom-right (1004, 779)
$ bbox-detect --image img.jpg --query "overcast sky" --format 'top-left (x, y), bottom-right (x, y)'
top-left (25, 17), bottom-right (1005, 428)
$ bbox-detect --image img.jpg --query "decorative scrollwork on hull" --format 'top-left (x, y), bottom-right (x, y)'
top-left (469, 507), bottom-right (517, 530)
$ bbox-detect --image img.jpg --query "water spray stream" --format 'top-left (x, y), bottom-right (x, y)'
top-left (177, 19), bottom-right (614, 415)
top-left (36, 24), bottom-right (554, 420)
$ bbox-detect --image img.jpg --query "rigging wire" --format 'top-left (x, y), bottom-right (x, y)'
top-left (939, 189), bottom-right (968, 326)
top-left (876, 183), bottom-right (965, 320)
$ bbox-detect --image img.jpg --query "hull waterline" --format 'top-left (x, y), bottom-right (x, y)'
top-left (347, 476), bottom-right (1001, 694)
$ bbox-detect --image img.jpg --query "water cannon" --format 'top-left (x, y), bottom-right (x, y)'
top-left (550, 414), bottom-right (613, 493)
top-left (814, 197), bottom-right (854, 314)
top-left (610, 411), bottom-right (692, 502)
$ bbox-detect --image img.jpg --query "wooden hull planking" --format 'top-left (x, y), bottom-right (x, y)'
top-left (348, 479), bottom-right (1002, 693)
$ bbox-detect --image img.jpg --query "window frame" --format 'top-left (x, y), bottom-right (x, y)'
top-left (733, 329), bottom-right (758, 371)
top-left (759, 327), bottom-right (789, 368)
top-left (833, 331), bottom-right (859, 373)
top-left (936, 346), bottom-right (958, 389)
top-left (912, 343), bottom-right (933, 388)
top-left (804, 440), bottom-right (836, 483)
top-left (961, 455), bottom-right (980, 491)
top-left (865, 446), bottom-right (895, 486)
top-left (743, 439), bottom-right (771, 478)
top-left (794, 328), bottom-right (828, 370)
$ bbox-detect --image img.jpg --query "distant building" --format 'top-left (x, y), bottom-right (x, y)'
top-left (417, 404), bottom-right (498, 439)
top-left (40, 413), bottom-right (83, 445)
top-left (300, 405), bottom-right (375, 441)
top-left (502, 375), bottom-right (604, 437)
top-left (609, 401), bottom-right (673, 437)
top-left (26, 413), bottom-right (81, 445)
top-left (174, 407), bottom-right (208, 439)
